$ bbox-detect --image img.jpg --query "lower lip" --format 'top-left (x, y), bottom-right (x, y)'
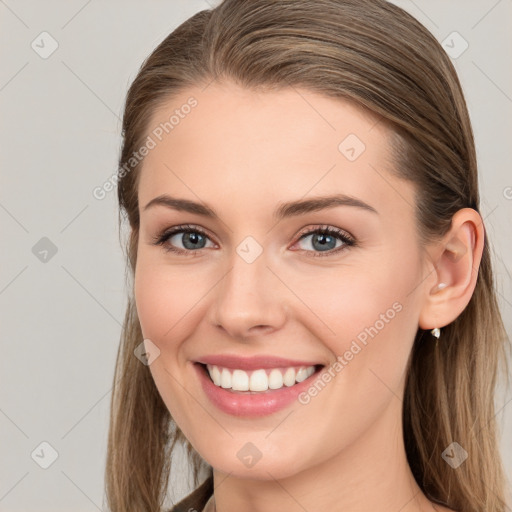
top-left (194, 362), bottom-right (323, 417)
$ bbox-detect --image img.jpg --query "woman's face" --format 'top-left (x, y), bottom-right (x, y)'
top-left (134, 81), bottom-right (429, 479)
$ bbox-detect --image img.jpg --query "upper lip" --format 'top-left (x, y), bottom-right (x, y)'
top-left (195, 354), bottom-right (324, 371)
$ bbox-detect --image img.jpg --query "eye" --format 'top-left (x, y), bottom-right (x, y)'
top-left (291, 225), bottom-right (356, 257)
top-left (152, 224), bottom-right (215, 256)
top-left (152, 223), bottom-right (356, 258)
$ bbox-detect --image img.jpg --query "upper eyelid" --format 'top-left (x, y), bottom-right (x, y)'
top-left (164, 224), bottom-right (216, 242)
top-left (296, 224), bottom-right (353, 240)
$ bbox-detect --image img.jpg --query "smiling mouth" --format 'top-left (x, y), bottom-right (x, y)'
top-left (196, 362), bottom-right (324, 394)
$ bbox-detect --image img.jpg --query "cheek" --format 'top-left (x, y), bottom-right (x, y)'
top-left (133, 260), bottom-right (203, 424)
top-left (292, 253), bottom-right (420, 376)
top-left (134, 265), bottom-right (168, 339)
top-left (289, 263), bottom-right (409, 340)
top-left (133, 260), bottom-right (201, 341)
top-left (133, 257), bottom-right (222, 386)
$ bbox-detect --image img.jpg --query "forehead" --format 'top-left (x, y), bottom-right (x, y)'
top-left (138, 81), bottom-right (415, 220)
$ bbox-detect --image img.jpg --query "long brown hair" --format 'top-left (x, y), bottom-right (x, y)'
top-left (106, 1), bottom-right (511, 510)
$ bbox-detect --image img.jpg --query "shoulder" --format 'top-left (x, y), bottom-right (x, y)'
top-left (166, 475), bottom-right (214, 512)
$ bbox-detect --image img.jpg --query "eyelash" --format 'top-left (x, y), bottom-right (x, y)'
top-left (151, 223), bottom-right (356, 258)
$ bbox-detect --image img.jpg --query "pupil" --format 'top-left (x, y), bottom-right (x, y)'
top-left (314, 234), bottom-right (334, 251)
top-left (184, 232), bottom-right (205, 249)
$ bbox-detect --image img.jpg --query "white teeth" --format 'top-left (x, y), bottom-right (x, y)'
top-left (249, 369), bottom-right (268, 391)
top-left (205, 364), bottom-right (317, 392)
top-left (283, 368), bottom-right (295, 387)
top-left (220, 368), bottom-right (231, 389)
top-left (283, 367), bottom-right (296, 387)
top-left (210, 365), bottom-right (221, 386)
top-left (232, 369), bottom-right (249, 391)
top-left (295, 367), bottom-right (310, 382)
top-left (268, 369), bottom-right (283, 389)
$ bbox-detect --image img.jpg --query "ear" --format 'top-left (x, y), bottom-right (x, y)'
top-left (418, 208), bottom-right (485, 330)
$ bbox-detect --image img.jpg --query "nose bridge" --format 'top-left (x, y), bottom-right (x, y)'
top-left (210, 239), bottom-right (286, 337)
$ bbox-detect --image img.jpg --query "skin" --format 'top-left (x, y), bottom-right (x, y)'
top-left (134, 81), bottom-right (483, 512)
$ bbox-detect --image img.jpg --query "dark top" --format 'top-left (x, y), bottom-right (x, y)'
top-left (166, 475), bottom-right (214, 512)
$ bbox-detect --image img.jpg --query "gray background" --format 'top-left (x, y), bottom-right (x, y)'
top-left (0, 1), bottom-right (510, 510)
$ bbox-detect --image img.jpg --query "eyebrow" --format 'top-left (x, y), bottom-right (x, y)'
top-left (143, 193), bottom-right (378, 219)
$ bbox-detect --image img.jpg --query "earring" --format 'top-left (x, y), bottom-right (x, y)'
top-left (431, 327), bottom-right (441, 347)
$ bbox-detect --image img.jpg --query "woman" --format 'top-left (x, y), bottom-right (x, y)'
top-left (105, 1), bottom-right (510, 511)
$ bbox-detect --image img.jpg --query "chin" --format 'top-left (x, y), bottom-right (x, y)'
top-left (204, 448), bottom-right (309, 481)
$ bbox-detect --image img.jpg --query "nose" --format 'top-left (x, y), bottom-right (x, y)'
top-left (207, 248), bottom-right (288, 340)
